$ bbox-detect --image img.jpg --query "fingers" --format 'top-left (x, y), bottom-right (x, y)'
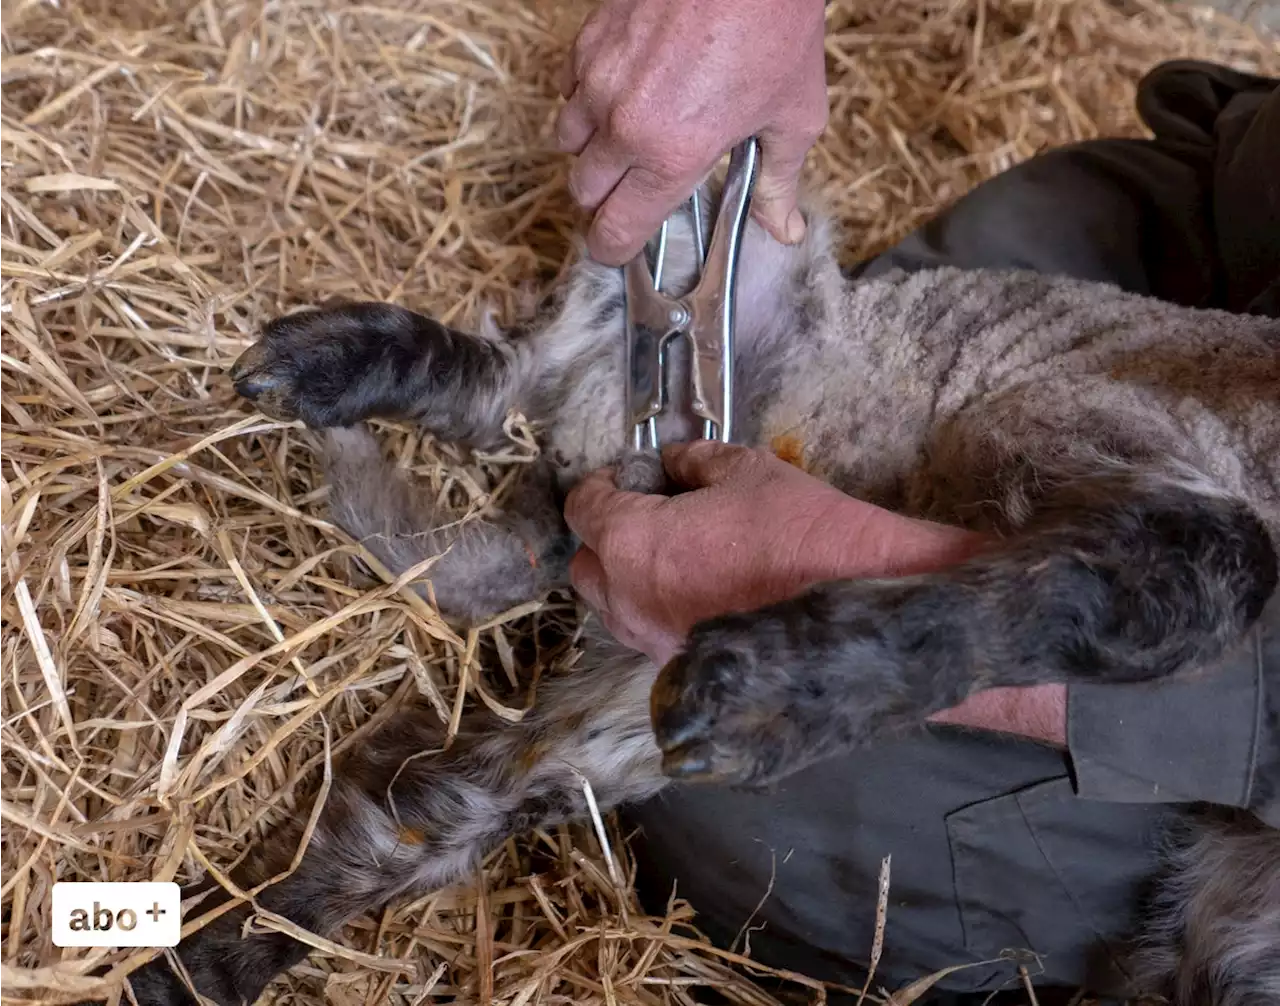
top-left (555, 34), bottom-right (710, 263)
top-left (570, 548), bottom-right (641, 652)
top-left (563, 467), bottom-right (619, 549)
top-left (555, 92), bottom-right (596, 155)
top-left (750, 50), bottom-right (828, 245)
top-left (559, 5), bottom-right (607, 99)
top-left (586, 162), bottom-right (704, 265)
top-left (570, 546), bottom-right (680, 665)
top-left (566, 132), bottom-right (631, 212)
top-left (557, 8), bottom-right (629, 191)
top-left (563, 466), bottom-right (658, 551)
top-left (661, 440), bottom-right (757, 489)
top-left (752, 109), bottom-right (827, 245)
top-left (569, 546), bottom-right (608, 612)
top-left (751, 129), bottom-right (810, 245)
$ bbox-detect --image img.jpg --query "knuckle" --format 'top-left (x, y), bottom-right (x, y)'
top-left (685, 438), bottom-right (726, 464)
top-left (574, 10), bottom-right (606, 57)
top-left (577, 67), bottom-right (602, 101)
top-left (698, 439), bottom-right (743, 467)
top-left (568, 548), bottom-right (597, 586)
top-left (597, 516), bottom-right (644, 563)
top-left (687, 440), bottom-right (753, 485)
top-left (604, 101), bottom-right (650, 150)
top-left (784, 98), bottom-right (828, 146)
top-left (595, 524), bottom-right (627, 562)
top-left (580, 63), bottom-right (616, 108)
top-left (730, 445), bottom-right (774, 481)
top-left (802, 72), bottom-right (830, 134)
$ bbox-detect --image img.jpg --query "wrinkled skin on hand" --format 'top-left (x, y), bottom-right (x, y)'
top-left (565, 441), bottom-right (982, 666)
top-left (566, 441), bottom-right (1069, 751)
top-left (555, 0), bottom-right (829, 264)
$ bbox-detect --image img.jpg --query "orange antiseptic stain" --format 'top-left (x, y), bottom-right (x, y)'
top-left (517, 737), bottom-right (551, 772)
top-left (397, 826), bottom-right (427, 846)
top-left (771, 434), bottom-right (806, 469)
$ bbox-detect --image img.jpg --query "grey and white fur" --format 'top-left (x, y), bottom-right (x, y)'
top-left (109, 184), bottom-right (1279, 1006)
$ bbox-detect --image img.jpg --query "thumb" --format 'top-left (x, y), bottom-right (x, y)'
top-left (749, 124), bottom-right (814, 246)
top-left (661, 440), bottom-right (758, 490)
top-left (564, 466), bottom-right (659, 549)
top-left (750, 61), bottom-right (828, 246)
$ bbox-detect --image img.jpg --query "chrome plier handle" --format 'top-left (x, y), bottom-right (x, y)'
top-left (624, 138), bottom-right (760, 449)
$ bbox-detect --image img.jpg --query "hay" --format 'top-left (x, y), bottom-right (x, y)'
top-left (1, 0), bottom-right (1276, 1003)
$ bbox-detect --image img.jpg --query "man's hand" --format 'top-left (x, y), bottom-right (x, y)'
top-left (565, 441), bottom-right (981, 665)
top-left (556, 0), bottom-right (828, 265)
top-left (564, 441), bottom-right (1068, 748)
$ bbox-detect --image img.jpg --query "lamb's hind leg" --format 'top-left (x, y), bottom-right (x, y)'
top-left (650, 466), bottom-right (1278, 786)
top-left (320, 423), bottom-right (670, 624)
top-left (114, 645), bottom-right (664, 1006)
top-left (322, 426), bottom-right (574, 622)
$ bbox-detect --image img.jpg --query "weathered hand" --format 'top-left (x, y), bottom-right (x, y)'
top-left (564, 441), bottom-right (980, 666)
top-left (555, 0), bottom-right (829, 265)
top-left (566, 441), bottom-right (1068, 778)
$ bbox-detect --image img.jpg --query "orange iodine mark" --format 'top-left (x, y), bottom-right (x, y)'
top-left (770, 433), bottom-right (806, 469)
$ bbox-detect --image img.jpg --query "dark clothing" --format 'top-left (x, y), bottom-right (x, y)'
top-left (626, 60), bottom-right (1280, 1001)
top-left (853, 60), bottom-right (1280, 316)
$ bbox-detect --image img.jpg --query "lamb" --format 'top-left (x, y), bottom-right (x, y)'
top-left (114, 190), bottom-right (1280, 1006)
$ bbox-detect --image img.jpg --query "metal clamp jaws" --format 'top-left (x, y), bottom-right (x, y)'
top-left (624, 138), bottom-right (760, 450)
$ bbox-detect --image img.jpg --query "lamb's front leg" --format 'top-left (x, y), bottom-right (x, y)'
top-left (230, 258), bottom-right (626, 446)
top-left (110, 646), bottom-right (664, 1006)
top-left (229, 302), bottom-right (531, 443)
top-left (651, 470), bottom-right (1278, 786)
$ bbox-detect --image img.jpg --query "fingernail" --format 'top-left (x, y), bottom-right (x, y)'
top-left (785, 208), bottom-right (806, 244)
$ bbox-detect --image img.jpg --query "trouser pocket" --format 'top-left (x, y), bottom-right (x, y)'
top-left (945, 777), bottom-right (1163, 996)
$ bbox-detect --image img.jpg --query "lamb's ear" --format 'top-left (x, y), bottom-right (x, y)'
top-left (323, 428), bottom-right (573, 624)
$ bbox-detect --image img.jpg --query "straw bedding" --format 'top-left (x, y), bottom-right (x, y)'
top-left (1, 0), bottom-right (1276, 1003)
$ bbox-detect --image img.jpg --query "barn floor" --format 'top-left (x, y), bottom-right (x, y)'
top-left (2, 1), bottom-right (1276, 1004)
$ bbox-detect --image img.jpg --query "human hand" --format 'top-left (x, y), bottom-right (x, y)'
top-left (564, 440), bottom-right (1068, 747)
top-left (564, 441), bottom-right (982, 667)
top-left (555, 0), bottom-right (828, 265)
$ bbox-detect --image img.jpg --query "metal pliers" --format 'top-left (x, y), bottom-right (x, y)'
top-left (624, 138), bottom-right (760, 449)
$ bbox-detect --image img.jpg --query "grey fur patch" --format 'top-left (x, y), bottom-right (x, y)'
top-left (323, 427), bottom-right (573, 623)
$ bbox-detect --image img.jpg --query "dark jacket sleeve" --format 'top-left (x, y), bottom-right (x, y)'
top-left (1067, 590), bottom-right (1280, 829)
